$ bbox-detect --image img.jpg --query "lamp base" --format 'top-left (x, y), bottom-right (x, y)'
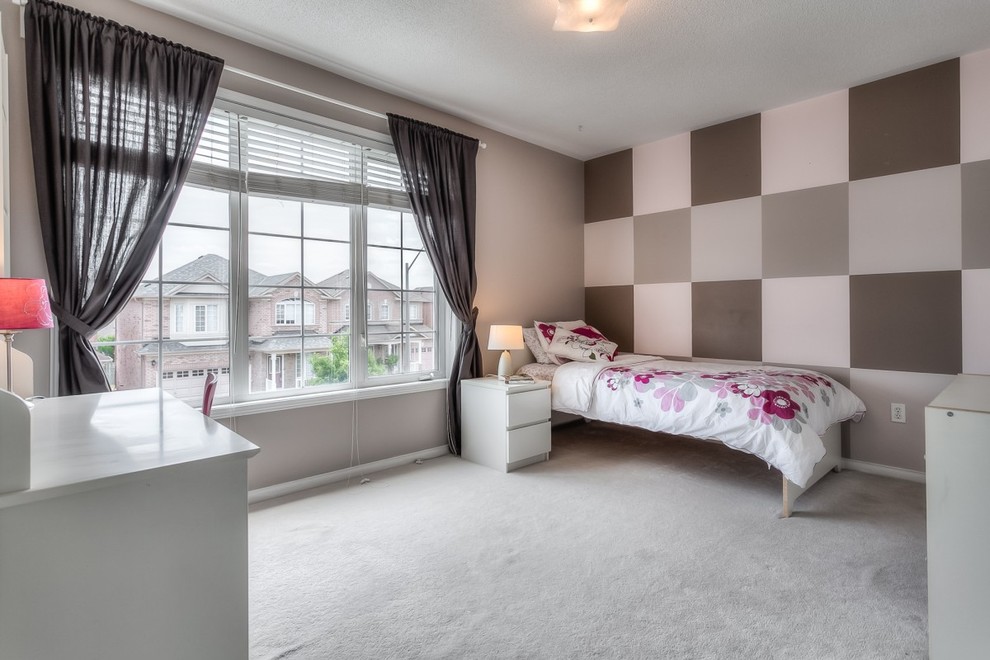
top-left (2, 331), bottom-right (15, 392)
top-left (496, 350), bottom-right (513, 381)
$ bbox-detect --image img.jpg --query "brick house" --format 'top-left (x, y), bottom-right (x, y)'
top-left (111, 253), bottom-right (435, 402)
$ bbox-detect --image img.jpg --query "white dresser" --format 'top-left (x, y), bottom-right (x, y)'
top-left (461, 378), bottom-right (551, 472)
top-left (0, 388), bottom-right (259, 660)
top-left (925, 374), bottom-right (990, 659)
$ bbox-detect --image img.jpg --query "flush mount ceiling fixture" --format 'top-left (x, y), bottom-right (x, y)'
top-left (553, 0), bottom-right (629, 32)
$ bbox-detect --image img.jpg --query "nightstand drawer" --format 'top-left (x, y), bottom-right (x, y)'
top-left (506, 388), bottom-right (551, 428)
top-left (506, 422), bottom-right (551, 463)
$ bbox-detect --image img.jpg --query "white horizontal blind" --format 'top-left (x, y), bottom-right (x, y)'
top-left (186, 108), bottom-right (410, 210)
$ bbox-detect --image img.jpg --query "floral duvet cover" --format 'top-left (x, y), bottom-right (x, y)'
top-left (551, 355), bottom-right (866, 487)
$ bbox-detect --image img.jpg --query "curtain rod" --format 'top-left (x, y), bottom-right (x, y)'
top-left (225, 65), bottom-right (388, 120)
top-left (224, 66), bottom-right (486, 149)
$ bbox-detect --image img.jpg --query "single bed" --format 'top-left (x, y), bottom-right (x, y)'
top-left (517, 354), bottom-right (866, 517)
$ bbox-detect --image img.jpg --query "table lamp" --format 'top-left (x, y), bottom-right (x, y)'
top-left (0, 278), bottom-right (54, 392)
top-left (488, 324), bottom-right (524, 380)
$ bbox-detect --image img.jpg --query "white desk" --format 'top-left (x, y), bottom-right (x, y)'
top-left (0, 388), bottom-right (259, 660)
top-left (926, 375), bottom-right (990, 659)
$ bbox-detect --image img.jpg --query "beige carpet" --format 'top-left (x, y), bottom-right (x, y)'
top-left (249, 421), bottom-right (927, 659)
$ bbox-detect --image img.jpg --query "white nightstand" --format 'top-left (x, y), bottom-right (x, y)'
top-left (460, 378), bottom-right (551, 472)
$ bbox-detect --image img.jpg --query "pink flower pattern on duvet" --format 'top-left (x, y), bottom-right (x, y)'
top-left (603, 366), bottom-right (836, 433)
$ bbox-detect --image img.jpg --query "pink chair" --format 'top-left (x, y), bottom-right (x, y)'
top-left (202, 372), bottom-right (218, 416)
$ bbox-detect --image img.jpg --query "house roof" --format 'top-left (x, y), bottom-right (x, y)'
top-left (135, 253), bottom-right (433, 300)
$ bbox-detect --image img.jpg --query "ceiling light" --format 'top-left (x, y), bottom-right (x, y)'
top-left (553, 0), bottom-right (629, 32)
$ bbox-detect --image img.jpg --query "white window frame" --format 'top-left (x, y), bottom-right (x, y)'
top-left (275, 298), bottom-right (315, 326)
top-left (194, 303), bottom-right (220, 333)
top-left (173, 303), bottom-right (185, 333)
top-left (192, 92), bottom-right (447, 410)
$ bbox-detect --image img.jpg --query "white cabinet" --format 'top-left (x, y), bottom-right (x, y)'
top-left (925, 374), bottom-right (990, 660)
top-left (461, 378), bottom-right (551, 472)
top-left (0, 389), bottom-right (259, 660)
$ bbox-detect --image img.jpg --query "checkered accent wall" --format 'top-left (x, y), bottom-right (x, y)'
top-left (583, 52), bottom-right (990, 473)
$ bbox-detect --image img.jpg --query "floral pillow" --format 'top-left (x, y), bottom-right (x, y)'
top-left (547, 327), bottom-right (618, 362)
top-left (523, 327), bottom-right (553, 365)
top-left (534, 320), bottom-right (586, 365)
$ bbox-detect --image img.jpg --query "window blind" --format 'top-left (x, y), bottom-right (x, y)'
top-left (186, 108), bottom-right (410, 210)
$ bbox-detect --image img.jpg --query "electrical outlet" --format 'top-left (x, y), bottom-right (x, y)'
top-left (891, 403), bottom-right (906, 424)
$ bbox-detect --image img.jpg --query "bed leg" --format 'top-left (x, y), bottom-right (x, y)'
top-left (781, 478), bottom-right (793, 518)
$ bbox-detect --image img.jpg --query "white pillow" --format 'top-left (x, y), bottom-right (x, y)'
top-left (547, 327), bottom-right (618, 362)
top-left (523, 327), bottom-right (553, 365)
top-left (534, 320), bottom-right (585, 365)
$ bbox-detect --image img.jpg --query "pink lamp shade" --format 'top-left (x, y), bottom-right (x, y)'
top-left (0, 279), bottom-right (54, 331)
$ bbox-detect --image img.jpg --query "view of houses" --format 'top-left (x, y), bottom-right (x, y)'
top-left (101, 253), bottom-right (435, 405)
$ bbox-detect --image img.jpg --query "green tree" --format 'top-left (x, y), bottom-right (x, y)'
top-left (95, 335), bottom-right (116, 361)
top-left (308, 336), bottom-right (350, 385)
top-left (308, 337), bottom-right (399, 384)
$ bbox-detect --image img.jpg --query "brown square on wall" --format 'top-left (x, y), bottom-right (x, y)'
top-left (691, 280), bottom-right (762, 361)
top-left (962, 159), bottom-right (990, 269)
top-left (691, 115), bottom-right (761, 206)
top-left (849, 59), bottom-right (960, 181)
top-left (634, 209), bottom-right (691, 284)
top-left (850, 271), bottom-right (962, 375)
top-left (762, 183), bottom-right (849, 278)
top-left (585, 285), bottom-right (634, 352)
top-left (585, 150), bottom-right (633, 223)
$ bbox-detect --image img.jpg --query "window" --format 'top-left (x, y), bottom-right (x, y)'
top-left (275, 298), bottom-right (316, 325)
top-left (91, 95), bottom-right (444, 407)
top-left (194, 304), bottom-right (221, 333)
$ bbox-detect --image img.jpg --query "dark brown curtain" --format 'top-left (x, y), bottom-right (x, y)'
top-left (25, 0), bottom-right (223, 395)
top-left (387, 114), bottom-right (481, 454)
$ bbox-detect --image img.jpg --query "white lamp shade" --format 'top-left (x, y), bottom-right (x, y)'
top-left (489, 325), bottom-right (524, 380)
top-left (488, 325), bottom-right (525, 351)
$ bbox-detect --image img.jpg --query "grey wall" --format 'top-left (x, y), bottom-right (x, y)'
top-left (0, 0), bottom-right (584, 489)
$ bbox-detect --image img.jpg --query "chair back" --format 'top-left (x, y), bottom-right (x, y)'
top-left (202, 372), bottom-right (219, 416)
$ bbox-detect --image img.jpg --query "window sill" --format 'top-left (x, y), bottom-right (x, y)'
top-left (210, 377), bottom-right (449, 419)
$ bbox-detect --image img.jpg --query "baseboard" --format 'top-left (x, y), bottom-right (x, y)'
top-left (248, 445), bottom-right (450, 504)
top-left (841, 458), bottom-right (926, 484)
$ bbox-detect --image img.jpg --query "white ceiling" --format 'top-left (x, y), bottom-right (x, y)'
top-left (130, 0), bottom-right (990, 160)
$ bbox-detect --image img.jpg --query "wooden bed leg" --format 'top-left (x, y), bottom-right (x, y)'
top-left (781, 477), bottom-right (796, 518)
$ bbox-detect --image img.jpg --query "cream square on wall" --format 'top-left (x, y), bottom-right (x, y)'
top-left (634, 282), bottom-right (691, 357)
top-left (762, 276), bottom-right (850, 369)
top-left (632, 133), bottom-right (691, 216)
top-left (584, 217), bottom-right (634, 287)
top-left (762, 90), bottom-right (849, 195)
top-left (961, 48), bottom-right (990, 164)
top-left (690, 196), bottom-right (762, 282)
top-left (963, 268), bottom-right (990, 375)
